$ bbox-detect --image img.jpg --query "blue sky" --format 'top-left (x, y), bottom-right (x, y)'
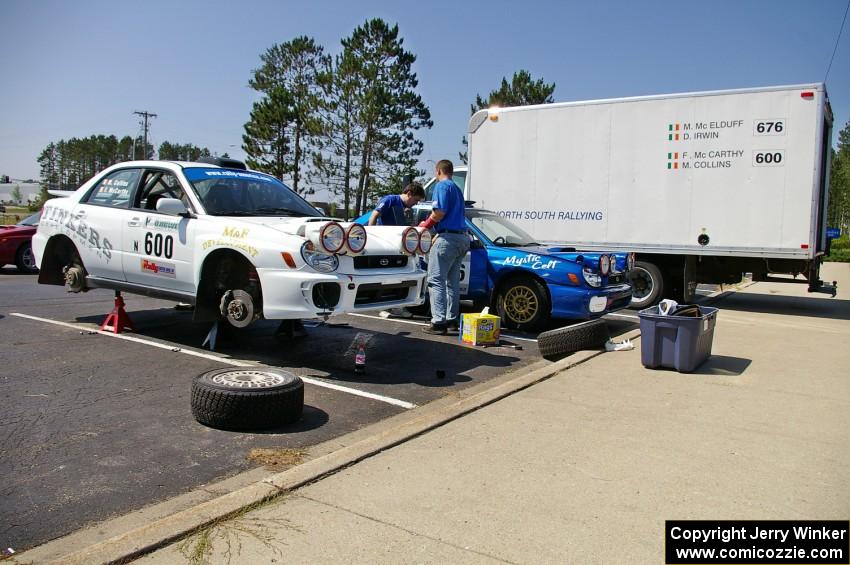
top-left (1, 0), bottom-right (848, 197)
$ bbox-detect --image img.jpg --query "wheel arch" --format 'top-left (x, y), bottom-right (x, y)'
top-left (193, 248), bottom-right (262, 323)
top-left (491, 268), bottom-right (552, 310)
top-left (37, 235), bottom-right (82, 286)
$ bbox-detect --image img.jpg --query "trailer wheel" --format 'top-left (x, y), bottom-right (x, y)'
top-left (495, 276), bottom-right (550, 331)
top-left (537, 319), bottom-right (610, 361)
top-left (191, 368), bottom-right (304, 431)
top-left (628, 261), bottom-right (664, 309)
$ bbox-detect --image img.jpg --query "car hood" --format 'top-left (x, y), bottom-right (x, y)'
top-left (226, 216), bottom-right (411, 254)
top-left (0, 225), bottom-right (36, 236)
top-left (501, 245), bottom-right (605, 265)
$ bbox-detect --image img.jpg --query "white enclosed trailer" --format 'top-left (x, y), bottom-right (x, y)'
top-left (465, 83), bottom-right (835, 306)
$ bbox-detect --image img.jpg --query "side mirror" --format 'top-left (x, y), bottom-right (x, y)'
top-left (470, 239), bottom-right (485, 250)
top-left (156, 198), bottom-right (190, 217)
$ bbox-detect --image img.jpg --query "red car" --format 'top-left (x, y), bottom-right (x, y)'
top-left (0, 211), bottom-right (41, 273)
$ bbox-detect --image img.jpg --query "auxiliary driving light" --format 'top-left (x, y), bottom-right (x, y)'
top-left (417, 228), bottom-right (432, 254)
top-left (599, 254), bottom-right (611, 276)
top-left (346, 223), bottom-right (367, 254)
top-left (319, 222), bottom-right (345, 254)
top-left (401, 227), bottom-right (420, 255)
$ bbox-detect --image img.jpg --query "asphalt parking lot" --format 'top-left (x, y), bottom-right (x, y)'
top-left (0, 267), bottom-right (637, 552)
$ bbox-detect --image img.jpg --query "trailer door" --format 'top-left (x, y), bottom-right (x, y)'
top-left (815, 100), bottom-right (833, 253)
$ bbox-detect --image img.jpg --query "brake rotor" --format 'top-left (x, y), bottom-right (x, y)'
top-left (63, 265), bottom-right (86, 293)
top-left (219, 289), bottom-right (256, 328)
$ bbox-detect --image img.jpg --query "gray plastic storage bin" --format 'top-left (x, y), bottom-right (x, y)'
top-left (638, 306), bottom-right (718, 372)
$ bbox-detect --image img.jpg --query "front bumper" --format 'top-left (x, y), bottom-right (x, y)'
top-left (549, 282), bottom-right (633, 320)
top-left (0, 238), bottom-right (19, 265)
top-left (256, 268), bottom-right (427, 320)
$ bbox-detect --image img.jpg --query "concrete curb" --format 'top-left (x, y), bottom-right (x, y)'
top-left (15, 326), bottom-right (642, 565)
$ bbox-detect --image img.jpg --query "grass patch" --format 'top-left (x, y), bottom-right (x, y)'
top-left (177, 497), bottom-right (302, 565)
top-left (1, 214), bottom-right (25, 225)
top-left (247, 448), bottom-right (306, 469)
top-left (826, 236), bottom-right (850, 262)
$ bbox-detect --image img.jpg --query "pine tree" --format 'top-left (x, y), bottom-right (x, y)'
top-left (158, 141), bottom-right (211, 161)
top-left (34, 134), bottom-right (208, 207)
top-left (341, 19), bottom-right (431, 215)
top-left (246, 37), bottom-right (328, 194)
top-left (313, 51), bottom-right (364, 218)
top-left (828, 119), bottom-right (850, 233)
top-left (460, 70), bottom-right (555, 163)
top-left (243, 88), bottom-right (293, 182)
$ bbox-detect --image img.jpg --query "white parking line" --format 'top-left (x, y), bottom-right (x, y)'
top-left (348, 313), bottom-right (424, 327)
top-left (10, 312), bottom-right (251, 365)
top-left (347, 312), bottom-right (540, 343)
top-left (606, 312), bottom-right (639, 320)
top-left (299, 377), bottom-right (416, 410)
top-left (9, 312), bottom-right (417, 410)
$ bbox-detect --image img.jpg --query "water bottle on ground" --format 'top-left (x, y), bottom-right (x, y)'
top-left (354, 343), bottom-right (366, 374)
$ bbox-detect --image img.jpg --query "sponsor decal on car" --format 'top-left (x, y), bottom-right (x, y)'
top-left (144, 216), bottom-right (180, 231)
top-left (201, 170), bottom-right (274, 183)
top-left (41, 205), bottom-right (114, 261)
top-left (202, 239), bottom-right (259, 257)
top-left (141, 258), bottom-right (176, 277)
top-left (502, 254), bottom-right (557, 270)
top-left (201, 225), bottom-right (257, 257)
top-left (222, 226), bottom-right (249, 238)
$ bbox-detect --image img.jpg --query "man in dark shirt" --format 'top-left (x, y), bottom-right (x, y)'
top-left (367, 182), bottom-right (425, 226)
top-left (368, 182), bottom-right (425, 318)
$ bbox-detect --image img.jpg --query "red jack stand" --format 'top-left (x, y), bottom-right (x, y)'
top-left (100, 291), bottom-right (135, 334)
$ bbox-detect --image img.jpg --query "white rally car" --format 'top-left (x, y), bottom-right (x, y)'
top-left (33, 158), bottom-right (429, 328)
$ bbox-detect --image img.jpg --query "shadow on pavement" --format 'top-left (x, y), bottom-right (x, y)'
top-left (0, 267), bottom-right (39, 276)
top-left (692, 355), bottom-right (752, 376)
top-left (252, 405), bottom-right (330, 435)
top-left (712, 292), bottom-right (850, 321)
top-left (73, 310), bottom-right (523, 390)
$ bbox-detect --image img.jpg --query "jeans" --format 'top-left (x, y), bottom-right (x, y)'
top-left (427, 233), bottom-right (470, 325)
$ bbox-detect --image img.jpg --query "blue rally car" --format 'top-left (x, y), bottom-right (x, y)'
top-left (358, 202), bottom-right (633, 331)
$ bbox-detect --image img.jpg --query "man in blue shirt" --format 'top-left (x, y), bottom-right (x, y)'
top-left (367, 182), bottom-right (425, 226)
top-left (419, 160), bottom-right (470, 335)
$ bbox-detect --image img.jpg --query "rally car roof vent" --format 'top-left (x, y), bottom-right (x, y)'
top-left (196, 156), bottom-right (247, 170)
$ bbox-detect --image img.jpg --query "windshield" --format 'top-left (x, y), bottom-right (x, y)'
top-left (18, 211), bottom-right (41, 226)
top-left (425, 170), bottom-right (467, 201)
top-left (184, 168), bottom-right (320, 217)
top-left (466, 209), bottom-right (539, 247)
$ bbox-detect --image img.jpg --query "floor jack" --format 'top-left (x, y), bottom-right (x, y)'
top-left (100, 291), bottom-right (136, 334)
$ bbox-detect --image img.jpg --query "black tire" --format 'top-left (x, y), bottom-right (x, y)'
top-left (537, 319), bottom-right (610, 361)
top-left (628, 261), bottom-right (664, 309)
top-left (191, 368), bottom-right (304, 431)
top-left (495, 276), bottom-right (551, 331)
top-left (15, 242), bottom-right (38, 274)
